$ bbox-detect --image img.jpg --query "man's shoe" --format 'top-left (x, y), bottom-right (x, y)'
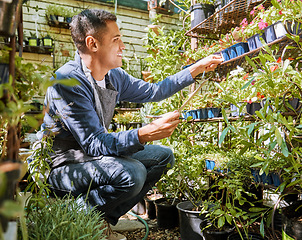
top-left (104, 221), bottom-right (127, 240)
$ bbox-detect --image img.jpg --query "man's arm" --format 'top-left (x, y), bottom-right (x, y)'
top-left (188, 54), bottom-right (223, 78)
top-left (138, 111), bottom-right (180, 144)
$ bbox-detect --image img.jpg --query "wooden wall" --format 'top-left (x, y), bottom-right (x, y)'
top-left (22, 0), bottom-right (182, 76)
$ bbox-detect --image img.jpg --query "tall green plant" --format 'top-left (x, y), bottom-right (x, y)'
top-left (25, 196), bottom-right (106, 240)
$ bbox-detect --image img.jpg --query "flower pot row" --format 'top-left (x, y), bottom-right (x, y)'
top-left (183, 108), bottom-right (222, 120)
top-left (177, 200), bottom-right (269, 240)
top-left (205, 159), bottom-right (225, 173)
top-left (230, 98), bottom-right (301, 117)
top-left (143, 195), bottom-right (179, 229)
top-left (219, 20), bottom-right (300, 62)
top-left (47, 15), bottom-right (72, 28)
top-left (250, 168), bottom-right (282, 187)
top-left (26, 37), bottom-right (53, 47)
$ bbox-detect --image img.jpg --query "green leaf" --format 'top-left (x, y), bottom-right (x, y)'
top-left (225, 214), bottom-right (232, 225)
top-left (260, 218), bottom-right (265, 237)
top-left (275, 128), bottom-right (282, 146)
top-left (249, 207), bottom-right (267, 212)
top-left (241, 77), bottom-right (255, 90)
top-left (219, 127), bottom-right (229, 145)
top-left (218, 216), bottom-right (225, 229)
top-left (281, 140), bottom-right (289, 157)
top-left (245, 56), bottom-right (257, 69)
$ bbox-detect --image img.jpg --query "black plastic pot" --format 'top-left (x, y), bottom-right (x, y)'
top-left (177, 201), bottom-right (207, 240)
top-left (144, 195), bottom-right (162, 219)
top-left (190, 3), bottom-right (215, 29)
top-left (144, 197), bottom-right (156, 219)
top-left (203, 224), bottom-right (235, 240)
top-left (246, 102), bottom-right (261, 115)
top-left (228, 232), bottom-right (268, 240)
top-left (155, 198), bottom-right (179, 229)
top-left (282, 200), bottom-right (302, 239)
top-left (285, 20), bottom-right (302, 35)
top-left (42, 36), bottom-right (53, 47)
top-left (28, 37), bottom-right (40, 46)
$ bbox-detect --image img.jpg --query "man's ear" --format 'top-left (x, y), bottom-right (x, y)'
top-left (85, 36), bottom-right (98, 52)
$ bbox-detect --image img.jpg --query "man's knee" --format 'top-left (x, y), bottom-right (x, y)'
top-left (150, 145), bottom-right (175, 168)
top-left (118, 159), bottom-right (147, 197)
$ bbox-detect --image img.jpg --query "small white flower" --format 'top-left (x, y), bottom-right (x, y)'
top-left (230, 66), bottom-right (244, 76)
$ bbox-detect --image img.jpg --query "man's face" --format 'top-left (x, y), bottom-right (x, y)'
top-left (96, 21), bottom-right (125, 70)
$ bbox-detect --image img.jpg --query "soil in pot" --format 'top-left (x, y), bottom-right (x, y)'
top-left (155, 198), bottom-right (179, 229)
top-left (177, 201), bottom-right (207, 240)
top-left (282, 200), bottom-right (302, 239)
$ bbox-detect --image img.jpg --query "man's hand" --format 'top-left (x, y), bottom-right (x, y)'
top-left (138, 111), bottom-right (180, 144)
top-left (189, 54), bottom-right (224, 78)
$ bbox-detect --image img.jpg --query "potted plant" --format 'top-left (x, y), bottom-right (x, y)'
top-left (189, 0), bottom-right (216, 29)
top-left (41, 33), bottom-right (53, 47)
top-left (45, 5), bottom-right (66, 25)
top-left (28, 32), bottom-right (39, 46)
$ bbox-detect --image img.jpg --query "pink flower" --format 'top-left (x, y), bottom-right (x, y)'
top-left (250, 9), bottom-right (255, 16)
top-left (258, 20), bottom-right (268, 30)
top-left (279, 10), bottom-right (282, 15)
top-left (240, 18), bottom-right (248, 27)
top-left (251, 80), bottom-right (256, 85)
top-left (258, 4), bottom-right (264, 10)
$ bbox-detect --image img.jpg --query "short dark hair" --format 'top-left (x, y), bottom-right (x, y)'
top-left (69, 9), bottom-right (117, 53)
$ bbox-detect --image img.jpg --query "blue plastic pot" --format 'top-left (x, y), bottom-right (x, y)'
top-left (207, 108), bottom-right (214, 118)
top-left (264, 24), bottom-right (277, 43)
top-left (271, 172), bottom-right (282, 187)
top-left (251, 168), bottom-right (261, 183)
top-left (230, 103), bottom-right (245, 117)
top-left (198, 108), bottom-right (208, 119)
top-left (254, 33), bottom-right (266, 48)
top-left (189, 110), bottom-right (198, 119)
top-left (273, 21), bottom-right (287, 39)
top-left (205, 159), bottom-right (215, 170)
top-left (234, 42), bottom-right (249, 56)
top-left (211, 107), bottom-right (221, 117)
top-left (247, 35), bottom-right (257, 51)
top-left (227, 45), bottom-right (237, 59)
top-left (260, 172), bottom-right (273, 185)
top-left (220, 49), bottom-right (230, 61)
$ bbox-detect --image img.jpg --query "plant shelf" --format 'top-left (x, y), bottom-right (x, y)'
top-left (215, 35), bottom-right (300, 77)
top-left (185, 0), bottom-right (271, 37)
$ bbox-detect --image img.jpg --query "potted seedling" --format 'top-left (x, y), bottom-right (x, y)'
top-left (41, 33), bottom-right (53, 47)
top-left (28, 32), bottom-right (39, 46)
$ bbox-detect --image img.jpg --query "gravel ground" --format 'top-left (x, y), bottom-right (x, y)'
top-left (120, 223), bottom-right (181, 240)
top-left (117, 214), bottom-right (181, 240)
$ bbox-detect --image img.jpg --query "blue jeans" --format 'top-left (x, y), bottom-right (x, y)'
top-left (47, 145), bottom-right (175, 225)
